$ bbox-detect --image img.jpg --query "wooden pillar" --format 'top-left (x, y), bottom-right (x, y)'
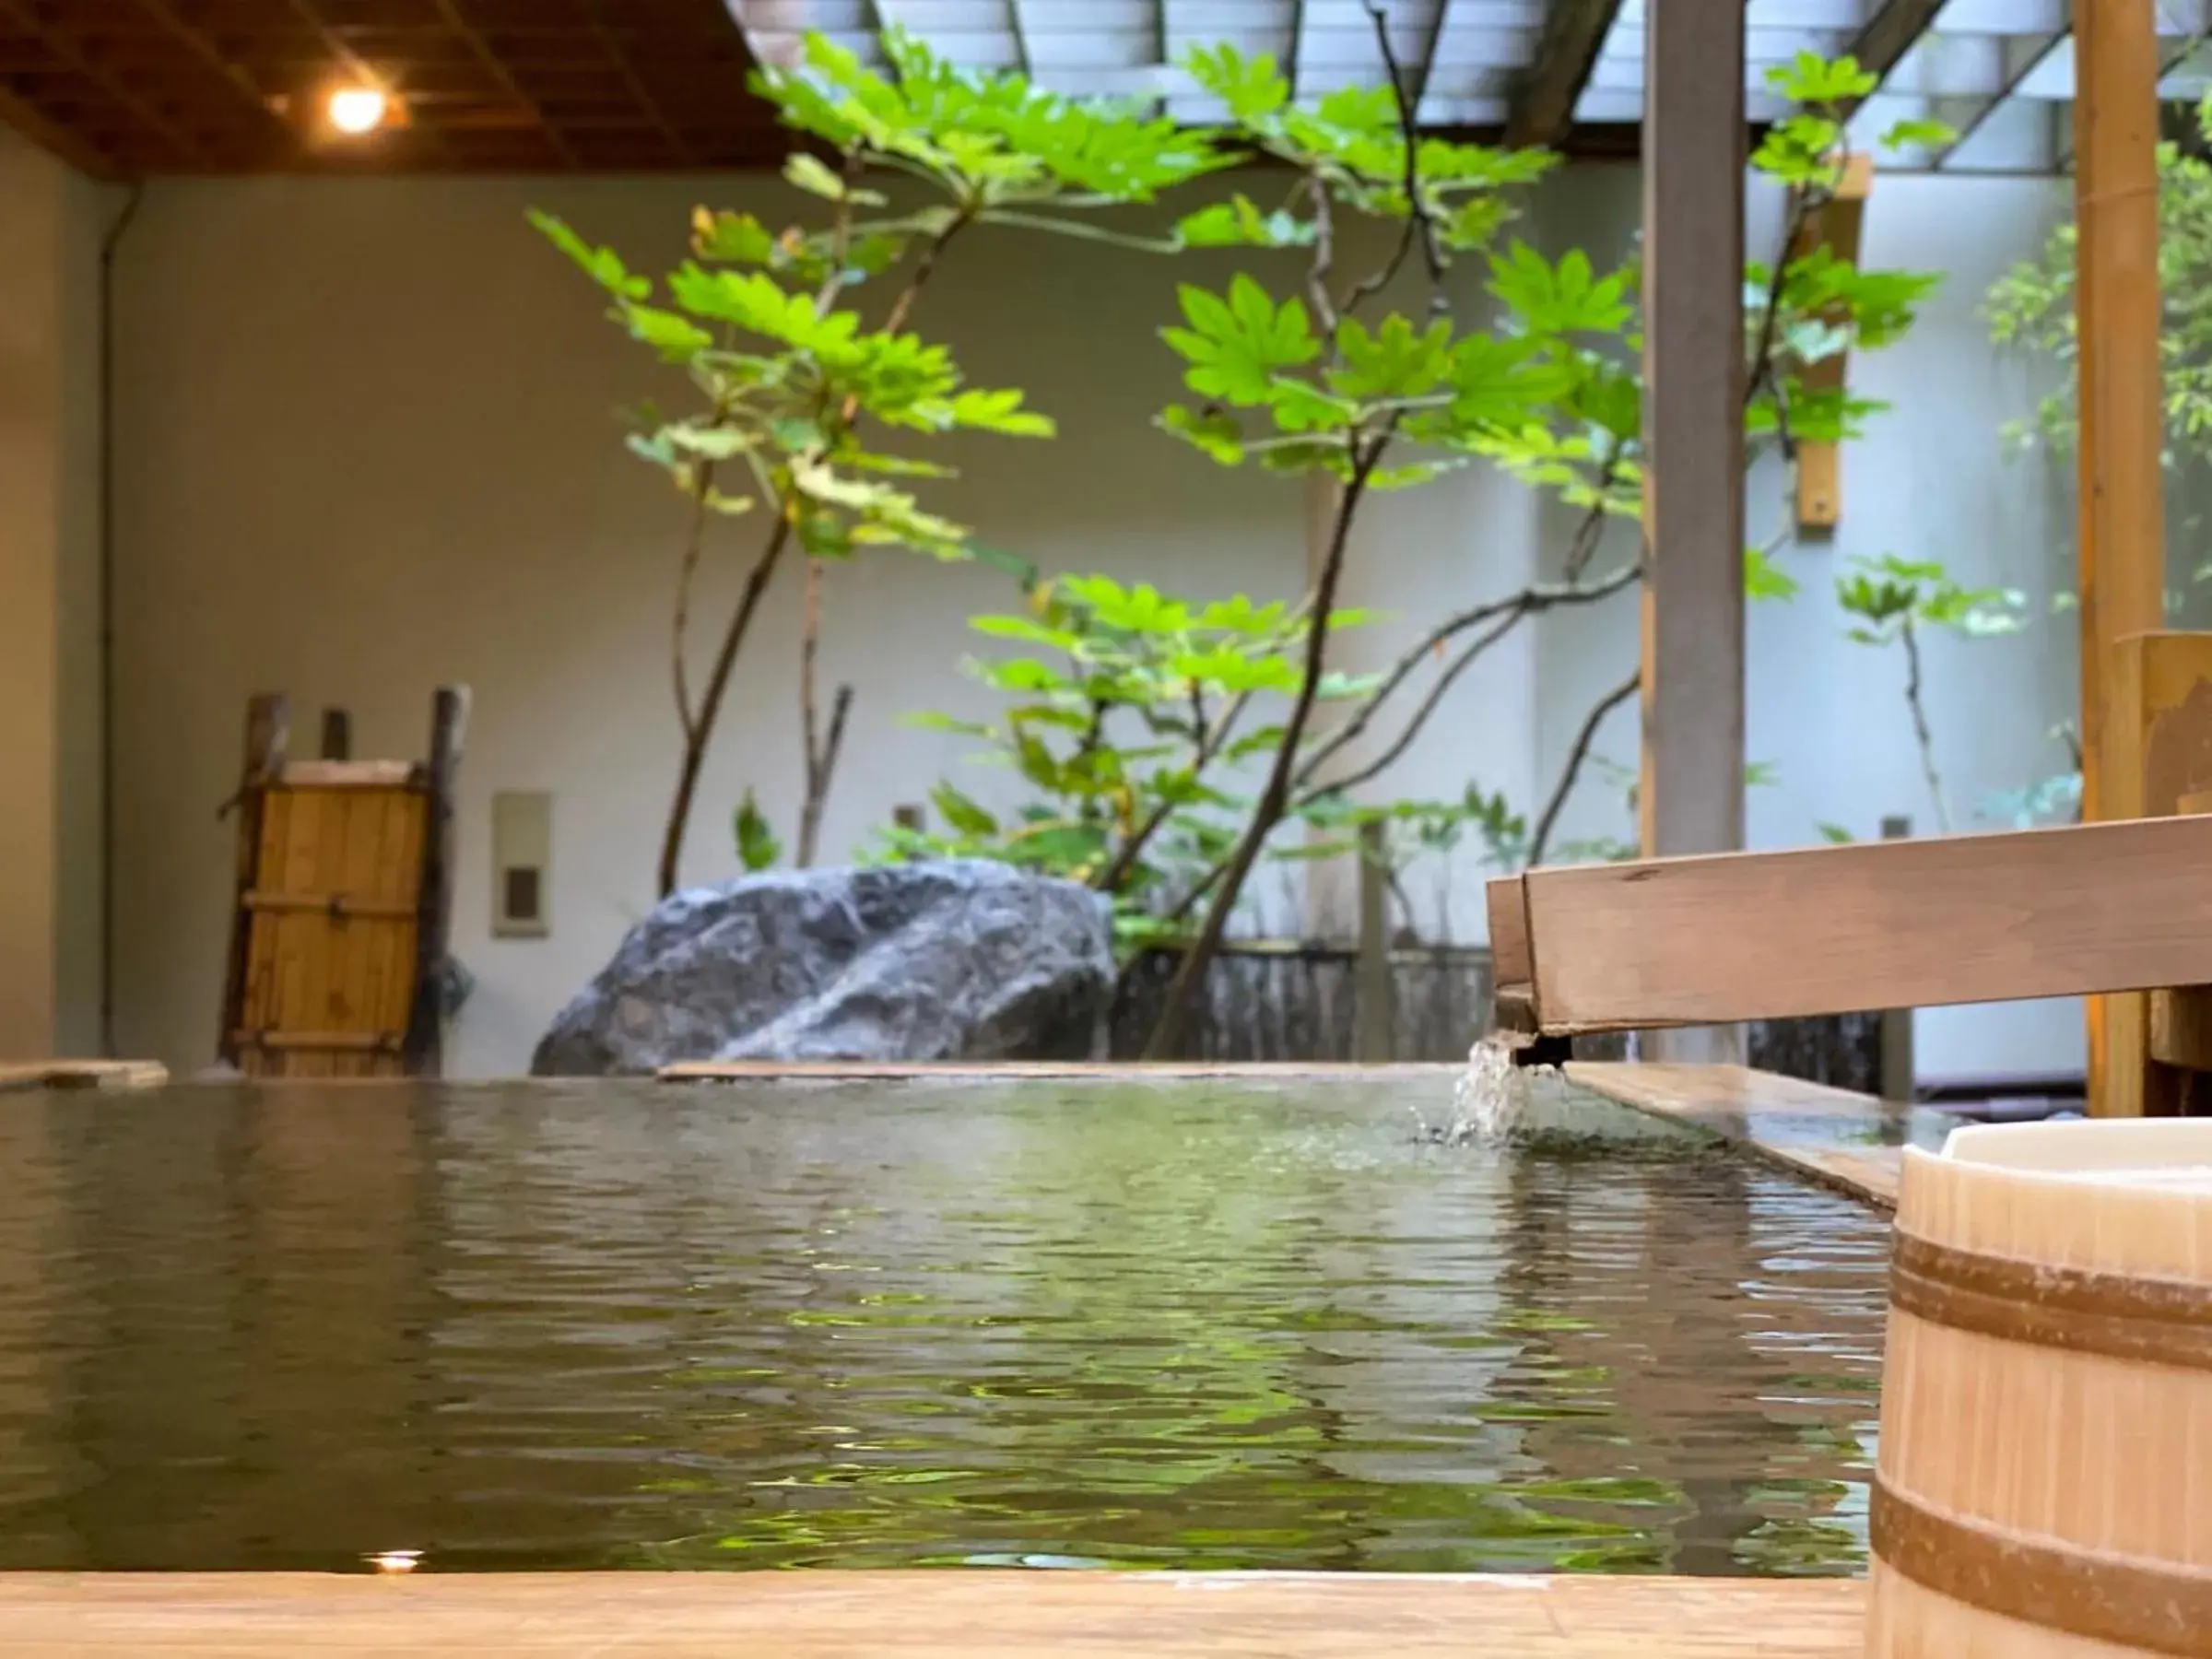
top-left (2077, 0), bottom-right (2167, 1115)
top-left (404, 686), bottom-right (470, 1077)
top-left (1639, 0), bottom-right (1747, 1065)
top-left (1877, 814), bottom-right (1915, 1103)
top-left (2100, 633), bottom-right (2212, 1115)
top-left (1356, 819), bottom-right (1394, 1063)
top-left (318, 708), bottom-right (352, 762)
top-left (217, 694), bottom-right (289, 1070)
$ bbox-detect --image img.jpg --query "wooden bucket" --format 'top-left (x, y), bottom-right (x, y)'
top-left (1866, 1119), bottom-right (2212, 1657)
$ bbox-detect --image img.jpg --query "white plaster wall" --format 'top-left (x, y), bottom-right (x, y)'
top-left (109, 172), bottom-right (1315, 1075)
top-left (0, 130), bottom-right (106, 1059)
top-left (106, 161), bottom-right (2086, 1080)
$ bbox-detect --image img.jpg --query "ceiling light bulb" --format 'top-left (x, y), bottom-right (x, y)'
top-left (328, 86), bottom-right (389, 135)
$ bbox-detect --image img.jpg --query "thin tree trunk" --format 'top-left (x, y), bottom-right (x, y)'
top-left (1144, 441), bottom-right (1382, 1059)
top-left (1900, 620), bottom-right (1951, 832)
top-left (656, 518), bottom-right (793, 897)
top-left (653, 211), bottom-right (971, 897)
top-left (796, 559), bottom-right (856, 867)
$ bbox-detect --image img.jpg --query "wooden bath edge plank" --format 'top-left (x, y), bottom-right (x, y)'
top-left (1492, 812), bottom-right (2212, 1036)
top-left (0, 1060), bottom-right (169, 1094)
top-left (659, 1060), bottom-right (1466, 1081)
top-left (1568, 1062), bottom-right (1904, 1211)
top-left (0, 1571), bottom-right (1867, 1656)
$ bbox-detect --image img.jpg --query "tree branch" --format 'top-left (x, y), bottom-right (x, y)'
top-left (1293, 558), bottom-right (1642, 791)
top-left (1366, 0), bottom-right (1449, 317)
top-left (670, 457), bottom-right (715, 742)
top-left (1094, 682), bottom-right (1254, 897)
top-left (799, 682), bottom-right (855, 867)
top-left (1308, 607), bottom-right (1526, 801)
top-left (1303, 171), bottom-right (1342, 342)
top-left (797, 559), bottom-right (829, 865)
top-left (1527, 667), bottom-right (1640, 865)
top-left (1562, 447), bottom-right (1624, 584)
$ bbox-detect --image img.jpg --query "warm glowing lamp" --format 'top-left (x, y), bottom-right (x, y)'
top-left (327, 85), bottom-right (390, 135)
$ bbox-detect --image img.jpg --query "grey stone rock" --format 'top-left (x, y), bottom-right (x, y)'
top-left (531, 860), bottom-right (1115, 1076)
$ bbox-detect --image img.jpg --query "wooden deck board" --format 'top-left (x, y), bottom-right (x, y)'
top-left (661, 1061), bottom-right (1465, 1082)
top-left (1567, 1061), bottom-right (1919, 1209)
top-left (0, 1572), bottom-right (1865, 1655)
top-left (0, 1059), bottom-right (168, 1094)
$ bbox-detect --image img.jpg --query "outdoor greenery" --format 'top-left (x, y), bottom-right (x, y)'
top-left (1983, 91), bottom-right (2212, 828)
top-left (539, 19), bottom-right (2025, 1053)
top-left (1986, 92), bottom-right (2212, 467)
top-left (534, 29), bottom-right (1230, 896)
top-left (885, 41), bottom-right (1969, 1052)
top-left (1835, 556), bottom-right (2023, 833)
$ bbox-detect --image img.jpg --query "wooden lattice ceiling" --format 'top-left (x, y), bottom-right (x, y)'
top-left (6, 0), bottom-right (2159, 180)
top-left (0, 0), bottom-right (782, 176)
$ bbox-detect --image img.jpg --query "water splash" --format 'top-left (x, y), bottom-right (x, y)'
top-left (1423, 1030), bottom-right (1546, 1147)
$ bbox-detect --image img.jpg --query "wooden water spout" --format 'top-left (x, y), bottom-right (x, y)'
top-left (1486, 814), bottom-right (2212, 1046)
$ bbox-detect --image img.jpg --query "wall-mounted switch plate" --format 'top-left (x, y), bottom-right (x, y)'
top-left (492, 791), bottom-right (551, 939)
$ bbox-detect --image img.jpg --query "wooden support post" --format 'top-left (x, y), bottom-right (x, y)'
top-left (2153, 783), bottom-right (2212, 1112)
top-left (217, 693), bottom-right (288, 1068)
top-left (1356, 819), bottom-right (1394, 1063)
top-left (318, 708), bottom-right (352, 761)
top-left (404, 686), bottom-right (470, 1077)
top-left (2102, 633), bottom-right (2212, 1114)
top-left (1639, 0), bottom-right (1747, 1065)
top-left (2076, 0), bottom-right (2169, 1115)
top-left (1877, 814), bottom-right (1915, 1103)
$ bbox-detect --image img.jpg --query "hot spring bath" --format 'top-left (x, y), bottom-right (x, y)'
top-left (0, 1075), bottom-right (1888, 1577)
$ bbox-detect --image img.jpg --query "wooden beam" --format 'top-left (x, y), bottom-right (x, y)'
top-left (283, 0), bottom-right (456, 167)
top-left (1791, 151), bottom-right (1874, 531)
top-left (429, 0), bottom-right (578, 167)
top-left (1842, 0), bottom-right (1947, 88)
top-left (135, 0), bottom-right (295, 154)
top-left (1487, 814), bottom-right (2212, 1038)
top-left (0, 81), bottom-right (124, 180)
top-left (0, 0), bottom-right (206, 167)
top-left (1929, 32), bottom-right (2065, 171)
top-left (2077, 0), bottom-right (2169, 1117)
top-left (1638, 0), bottom-right (1746, 1065)
top-left (576, 0), bottom-right (692, 167)
top-left (1503, 0), bottom-right (1624, 150)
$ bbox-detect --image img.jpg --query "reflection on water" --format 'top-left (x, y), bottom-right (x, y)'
top-left (0, 1078), bottom-right (1887, 1575)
